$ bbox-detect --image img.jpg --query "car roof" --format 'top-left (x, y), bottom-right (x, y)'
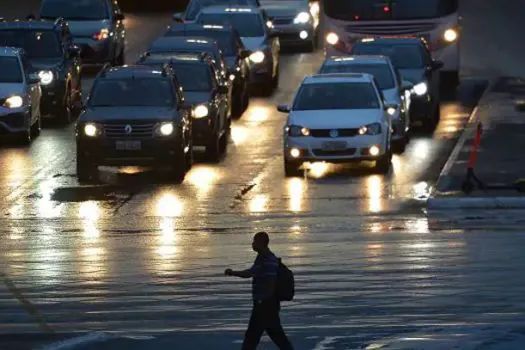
top-left (100, 65), bottom-right (171, 79)
top-left (143, 53), bottom-right (211, 65)
top-left (150, 36), bottom-right (217, 51)
top-left (0, 19), bottom-right (58, 30)
top-left (0, 46), bottom-right (22, 57)
top-left (197, 5), bottom-right (261, 15)
top-left (167, 23), bottom-right (234, 33)
top-left (303, 73), bottom-right (375, 84)
top-left (356, 37), bottom-right (424, 45)
top-left (324, 55), bottom-right (391, 65)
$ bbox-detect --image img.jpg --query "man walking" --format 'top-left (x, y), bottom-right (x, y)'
top-left (225, 232), bottom-right (294, 350)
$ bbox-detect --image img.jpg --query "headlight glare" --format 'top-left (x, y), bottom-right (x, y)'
top-left (4, 95), bottom-right (23, 108)
top-left (413, 82), bottom-right (428, 96)
top-left (288, 125), bottom-right (310, 137)
top-left (443, 28), bottom-right (458, 42)
top-left (387, 107), bottom-right (397, 115)
top-left (326, 32), bottom-right (339, 45)
top-left (193, 104), bottom-right (209, 118)
top-left (309, 2), bottom-right (319, 16)
top-left (359, 123), bottom-right (381, 135)
top-left (159, 122), bottom-right (174, 136)
top-left (83, 123), bottom-right (99, 137)
top-left (38, 70), bottom-right (54, 85)
top-left (294, 12), bottom-right (310, 24)
top-left (249, 51), bottom-right (265, 63)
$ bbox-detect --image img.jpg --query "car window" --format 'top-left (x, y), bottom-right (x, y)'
top-left (90, 78), bottom-right (174, 107)
top-left (351, 43), bottom-right (424, 69)
top-left (40, 0), bottom-right (109, 20)
top-left (0, 56), bottom-right (23, 83)
top-left (185, 0), bottom-right (258, 20)
top-left (293, 82), bottom-right (380, 110)
top-left (171, 64), bottom-right (212, 91)
top-left (319, 63), bottom-right (395, 90)
top-left (0, 30), bottom-right (62, 58)
top-left (196, 13), bottom-right (265, 37)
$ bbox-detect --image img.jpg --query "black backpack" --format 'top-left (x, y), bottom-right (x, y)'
top-left (275, 258), bottom-right (294, 301)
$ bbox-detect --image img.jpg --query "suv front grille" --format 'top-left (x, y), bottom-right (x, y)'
top-left (102, 121), bottom-right (156, 139)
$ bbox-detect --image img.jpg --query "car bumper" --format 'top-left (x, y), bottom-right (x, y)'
top-left (40, 82), bottom-right (66, 115)
top-left (74, 38), bottom-right (112, 64)
top-left (272, 24), bottom-right (314, 45)
top-left (391, 116), bottom-right (407, 141)
top-left (77, 136), bottom-right (183, 166)
top-left (0, 107), bottom-right (30, 134)
top-left (192, 117), bottom-right (215, 146)
top-left (249, 59), bottom-right (273, 84)
top-left (284, 134), bottom-right (388, 163)
top-left (409, 94), bottom-right (434, 121)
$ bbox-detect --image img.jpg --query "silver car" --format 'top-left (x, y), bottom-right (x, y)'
top-left (319, 55), bottom-right (414, 152)
top-left (0, 47), bottom-right (41, 144)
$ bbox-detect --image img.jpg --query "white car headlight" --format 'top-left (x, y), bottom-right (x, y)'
top-left (443, 28), bottom-right (458, 42)
top-left (3, 95), bottom-right (23, 108)
top-left (84, 123), bottom-right (99, 137)
top-left (249, 51), bottom-right (265, 64)
top-left (325, 32), bottom-right (339, 45)
top-left (293, 12), bottom-right (310, 24)
top-left (413, 82), bottom-right (428, 96)
top-left (159, 122), bottom-right (174, 136)
top-left (38, 70), bottom-right (54, 85)
top-left (193, 104), bottom-right (209, 118)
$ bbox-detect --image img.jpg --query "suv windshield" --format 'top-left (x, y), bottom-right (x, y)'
top-left (0, 57), bottom-right (23, 83)
top-left (324, 0), bottom-right (458, 21)
top-left (196, 13), bottom-right (264, 37)
top-left (40, 0), bottom-right (108, 20)
top-left (90, 79), bottom-right (174, 107)
top-left (166, 30), bottom-right (235, 56)
top-left (0, 30), bottom-right (62, 58)
top-left (185, 0), bottom-right (258, 20)
top-left (293, 82), bottom-right (379, 110)
top-left (172, 64), bottom-right (212, 91)
top-left (351, 44), bottom-right (424, 69)
top-left (320, 63), bottom-right (395, 90)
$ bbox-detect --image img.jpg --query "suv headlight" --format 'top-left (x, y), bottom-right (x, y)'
top-left (3, 95), bottom-right (23, 108)
top-left (413, 82), bottom-right (428, 96)
top-left (249, 51), bottom-right (265, 64)
top-left (38, 70), bottom-right (54, 85)
top-left (193, 104), bottom-right (209, 118)
top-left (286, 125), bottom-right (310, 137)
top-left (293, 12), bottom-right (310, 24)
top-left (155, 122), bottom-right (175, 136)
top-left (358, 123), bottom-right (382, 135)
top-left (83, 122), bottom-right (102, 137)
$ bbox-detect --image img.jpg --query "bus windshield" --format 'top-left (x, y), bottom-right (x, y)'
top-left (324, 0), bottom-right (458, 21)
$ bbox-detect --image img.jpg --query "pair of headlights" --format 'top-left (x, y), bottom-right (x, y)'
top-left (325, 28), bottom-right (458, 46)
top-left (83, 122), bottom-right (175, 137)
top-left (286, 123), bottom-right (382, 137)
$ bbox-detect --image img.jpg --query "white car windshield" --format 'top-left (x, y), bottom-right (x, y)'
top-left (293, 82), bottom-right (380, 110)
top-left (320, 63), bottom-right (395, 90)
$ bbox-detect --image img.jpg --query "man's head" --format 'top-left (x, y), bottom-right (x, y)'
top-left (252, 231), bottom-right (270, 253)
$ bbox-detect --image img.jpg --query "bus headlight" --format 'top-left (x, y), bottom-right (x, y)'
top-left (293, 12), bottom-right (310, 24)
top-left (443, 28), bottom-right (458, 42)
top-left (413, 82), bottom-right (428, 96)
top-left (38, 70), bottom-right (54, 85)
top-left (249, 51), bottom-right (265, 63)
top-left (326, 32), bottom-right (339, 45)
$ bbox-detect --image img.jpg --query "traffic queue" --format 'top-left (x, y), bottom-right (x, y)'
top-left (0, 0), bottom-right (445, 181)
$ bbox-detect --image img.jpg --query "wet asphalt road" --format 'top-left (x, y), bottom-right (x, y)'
top-left (1, 1), bottom-right (525, 349)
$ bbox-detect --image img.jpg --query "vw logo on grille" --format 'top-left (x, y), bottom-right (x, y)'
top-left (329, 129), bottom-right (339, 138)
top-left (124, 125), bottom-right (132, 134)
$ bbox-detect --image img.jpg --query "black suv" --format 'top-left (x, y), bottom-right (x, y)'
top-left (164, 23), bottom-right (251, 118)
top-left (0, 17), bottom-right (82, 123)
top-left (138, 53), bottom-right (231, 162)
top-left (76, 65), bottom-right (193, 183)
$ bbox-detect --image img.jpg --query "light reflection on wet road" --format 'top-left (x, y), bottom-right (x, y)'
top-left (1, 0), bottom-right (525, 348)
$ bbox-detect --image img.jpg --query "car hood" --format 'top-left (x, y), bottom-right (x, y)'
top-left (183, 91), bottom-right (212, 105)
top-left (289, 109), bottom-right (383, 129)
top-left (382, 88), bottom-right (401, 105)
top-left (66, 19), bottom-right (111, 38)
top-left (241, 36), bottom-right (266, 51)
top-left (398, 68), bottom-right (426, 84)
top-left (0, 83), bottom-right (25, 98)
top-left (80, 106), bottom-right (179, 121)
top-left (261, 1), bottom-right (306, 17)
top-left (29, 58), bottom-right (62, 70)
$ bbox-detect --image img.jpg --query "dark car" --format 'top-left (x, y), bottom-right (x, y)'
top-left (76, 65), bottom-right (193, 183)
top-left (173, 0), bottom-right (261, 23)
top-left (137, 53), bottom-right (231, 161)
top-left (37, 0), bottom-right (126, 66)
top-left (0, 18), bottom-right (82, 123)
top-left (350, 37), bottom-right (443, 130)
top-left (164, 23), bottom-right (251, 118)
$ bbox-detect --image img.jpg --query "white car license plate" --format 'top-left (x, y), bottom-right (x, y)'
top-left (322, 141), bottom-right (346, 150)
top-left (116, 140), bottom-right (141, 151)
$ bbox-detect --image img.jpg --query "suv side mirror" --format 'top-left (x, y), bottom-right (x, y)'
top-left (240, 49), bottom-right (251, 59)
top-left (431, 60), bottom-right (444, 70)
top-left (277, 104), bottom-right (290, 113)
top-left (401, 80), bottom-right (413, 91)
top-left (68, 46), bottom-right (81, 58)
top-left (218, 85), bottom-right (229, 94)
top-left (172, 13), bottom-right (184, 23)
top-left (115, 13), bottom-right (125, 21)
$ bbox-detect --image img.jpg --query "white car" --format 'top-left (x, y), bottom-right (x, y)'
top-left (318, 55), bottom-right (413, 152)
top-left (277, 73), bottom-right (395, 176)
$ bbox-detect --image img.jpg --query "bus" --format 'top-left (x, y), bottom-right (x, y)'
top-left (322, 0), bottom-right (460, 88)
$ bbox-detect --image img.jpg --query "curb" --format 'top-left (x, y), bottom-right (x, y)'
top-left (36, 332), bottom-right (111, 350)
top-left (428, 196), bottom-right (525, 209)
top-left (433, 78), bottom-right (496, 193)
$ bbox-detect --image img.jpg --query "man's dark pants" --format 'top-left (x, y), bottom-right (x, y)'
top-left (242, 298), bottom-right (293, 350)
